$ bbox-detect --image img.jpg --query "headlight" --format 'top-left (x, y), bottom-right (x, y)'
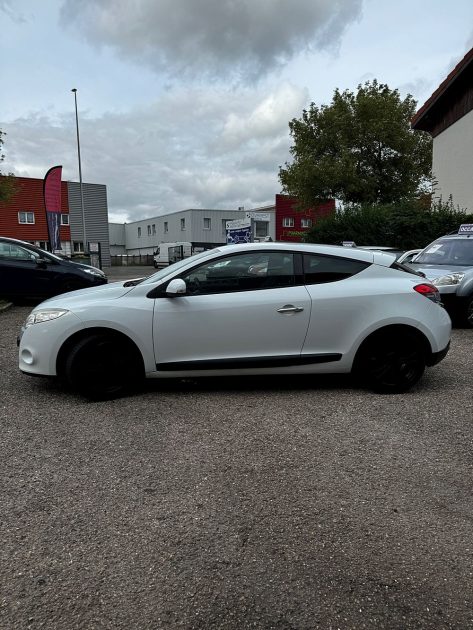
top-left (83, 268), bottom-right (105, 278)
top-left (25, 309), bottom-right (69, 327)
top-left (432, 273), bottom-right (465, 286)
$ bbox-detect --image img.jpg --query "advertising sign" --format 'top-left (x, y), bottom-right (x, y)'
top-left (246, 212), bottom-right (270, 221)
top-left (458, 224), bottom-right (473, 234)
top-left (43, 165), bottom-right (63, 251)
top-left (226, 219), bottom-right (252, 244)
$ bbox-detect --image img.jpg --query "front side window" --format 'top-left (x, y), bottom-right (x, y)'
top-left (203, 218), bottom-right (211, 230)
top-left (0, 242), bottom-right (36, 261)
top-left (18, 211), bottom-right (35, 224)
top-left (180, 251), bottom-right (296, 295)
top-left (303, 254), bottom-right (370, 284)
top-left (61, 214), bottom-right (69, 225)
top-left (283, 217), bottom-right (294, 227)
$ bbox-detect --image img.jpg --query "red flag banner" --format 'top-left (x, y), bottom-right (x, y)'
top-left (43, 165), bottom-right (63, 251)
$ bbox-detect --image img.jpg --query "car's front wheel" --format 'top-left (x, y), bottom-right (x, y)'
top-left (353, 330), bottom-right (426, 394)
top-left (64, 333), bottom-right (144, 399)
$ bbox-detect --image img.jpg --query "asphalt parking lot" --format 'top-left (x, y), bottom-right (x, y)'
top-left (1, 302), bottom-right (473, 629)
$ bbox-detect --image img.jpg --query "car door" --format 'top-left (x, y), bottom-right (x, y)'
top-left (152, 251), bottom-right (311, 370)
top-left (0, 241), bottom-right (61, 298)
top-left (301, 252), bottom-right (373, 357)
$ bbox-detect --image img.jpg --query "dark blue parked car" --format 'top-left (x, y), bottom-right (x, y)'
top-left (0, 236), bottom-right (107, 301)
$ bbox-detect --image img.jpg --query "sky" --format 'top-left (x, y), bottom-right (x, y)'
top-left (1, 0), bottom-right (473, 223)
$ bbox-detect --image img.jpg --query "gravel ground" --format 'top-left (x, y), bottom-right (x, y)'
top-left (1, 305), bottom-right (473, 629)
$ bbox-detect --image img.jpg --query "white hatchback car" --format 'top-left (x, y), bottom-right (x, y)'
top-left (18, 243), bottom-right (451, 398)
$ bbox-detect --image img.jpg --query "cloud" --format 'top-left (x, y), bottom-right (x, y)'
top-left (2, 83), bottom-right (308, 222)
top-left (0, 0), bottom-right (26, 22)
top-left (59, 0), bottom-right (362, 81)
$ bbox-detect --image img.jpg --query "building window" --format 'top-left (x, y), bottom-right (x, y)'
top-left (152, 224), bottom-right (156, 235)
top-left (147, 225), bottom-right (151, 236)
top-left (203, 217), bottom-right (211, 230)
top-left (18, 211), bottom-right (35, 224)
top-left (283, 217), bottom-right (294, 227)
top-left (255, 221), bottom-right (268, 237)
top-left (301, 218), bottom-right (312, 228)
top-left (138, 227), bottom-right (142, 238)
top-left (73, 241), bottom-right (84, 253)
top-left (181, 218), bottom-right (186, 231)
top-left (164, 222), bottom-right (168, 233)
top-left (61, 214), bottom-right (69, 225)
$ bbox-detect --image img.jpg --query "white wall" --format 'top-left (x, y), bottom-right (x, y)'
top-left (433, 108), bottom-right (473, 211)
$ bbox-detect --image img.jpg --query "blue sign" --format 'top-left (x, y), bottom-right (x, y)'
top-left (227, 226), bottom-right (252, 244)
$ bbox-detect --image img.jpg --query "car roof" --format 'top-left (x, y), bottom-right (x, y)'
top-left (218, 242), bottom-right (395, 265)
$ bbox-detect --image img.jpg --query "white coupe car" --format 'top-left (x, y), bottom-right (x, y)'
top-left (18, 243), bottom-right (451, 398)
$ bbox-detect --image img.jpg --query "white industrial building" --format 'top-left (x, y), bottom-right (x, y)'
top-left (109, 206), bottom-right (276, 256)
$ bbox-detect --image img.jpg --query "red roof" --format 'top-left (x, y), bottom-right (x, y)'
top-left (411, 46), bottom-right (473, 129)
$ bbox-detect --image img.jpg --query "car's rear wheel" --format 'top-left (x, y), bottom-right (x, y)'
top-left (64, 333), bottom-right (143, 399)
top-left (353, 330), bottom-right (426, 393)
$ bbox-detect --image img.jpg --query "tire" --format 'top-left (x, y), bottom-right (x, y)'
top-left (64, 333), bottom-right (143, 399)
top-left (353, 330), bottom-right (426, 394)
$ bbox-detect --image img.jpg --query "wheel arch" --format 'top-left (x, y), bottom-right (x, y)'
top-left (56, 327), bottom-right (145, 379)
top-left (353, 324), bottom-right (432, 368)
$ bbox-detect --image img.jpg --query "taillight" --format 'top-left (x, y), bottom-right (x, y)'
top-left (414, 283), bottom-right (441, 303)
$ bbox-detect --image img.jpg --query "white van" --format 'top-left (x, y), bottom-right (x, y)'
top-left (153, 242), bottom-right (193, 268)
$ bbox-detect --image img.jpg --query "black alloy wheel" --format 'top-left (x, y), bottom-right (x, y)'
top-left (64, 333), bottom-right (143, 399)
top-left (354, 330), bottom-right (426, 394)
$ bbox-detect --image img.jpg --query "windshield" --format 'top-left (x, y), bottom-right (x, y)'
top-left (140, 248), bottom-right (222, 285)
top-left (414, 238), bottom-right (473, 266)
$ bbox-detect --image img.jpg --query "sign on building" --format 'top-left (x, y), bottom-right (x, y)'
top-left (226, 219), bottom-right (252, 244)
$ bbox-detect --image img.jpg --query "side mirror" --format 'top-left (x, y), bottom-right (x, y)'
top-left (166, 278), bottom-right (187, 296)
top-left (35, 256), bottom-right (48, 268)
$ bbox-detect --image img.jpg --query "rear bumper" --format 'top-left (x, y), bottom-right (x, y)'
top-left (426, 341), bottom-right (450, 367)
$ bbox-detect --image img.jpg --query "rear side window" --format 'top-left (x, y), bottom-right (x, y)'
top-left (303, 253), bottom-right (370, 284)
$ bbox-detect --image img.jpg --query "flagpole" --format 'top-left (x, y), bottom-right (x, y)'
top-left (71, 88), bottom-right (87, 254)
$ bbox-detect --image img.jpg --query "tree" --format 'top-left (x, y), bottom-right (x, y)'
top-left (279, 80), bottom-right (433, 207)
top-left (303, 198), bottom-right (472, 250)
top-left (0, 129), bottom-right (16, 202)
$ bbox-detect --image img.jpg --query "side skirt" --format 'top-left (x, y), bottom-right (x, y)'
top-left (156, 354), bottom-right (342, 371)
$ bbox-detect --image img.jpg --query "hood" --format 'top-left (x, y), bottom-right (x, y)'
top-left (37, 281), bottom-right (134, 308)
top-left (408, 262), bottom-right (472, 280)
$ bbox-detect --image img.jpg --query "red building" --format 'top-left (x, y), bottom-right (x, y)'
top-left (275, 194), bottom-right (335, 242)
top-left (0, 176), bottom-right (71, 250)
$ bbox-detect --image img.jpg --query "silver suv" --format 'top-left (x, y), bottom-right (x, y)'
top-left (407, 227), bottom-right (473, 326)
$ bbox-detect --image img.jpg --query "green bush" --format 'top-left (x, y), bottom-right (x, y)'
top-left (304, 198), bottom-right (473, 249)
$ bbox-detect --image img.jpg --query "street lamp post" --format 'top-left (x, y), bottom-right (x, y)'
top-left (71, 88), bottom-right (87, 254)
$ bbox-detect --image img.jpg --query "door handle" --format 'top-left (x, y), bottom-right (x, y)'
top-left (277, 304), bottom-right (304, 314)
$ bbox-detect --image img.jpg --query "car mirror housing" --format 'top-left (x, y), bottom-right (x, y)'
top-left (166, 278), bottom-right (187, 296)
